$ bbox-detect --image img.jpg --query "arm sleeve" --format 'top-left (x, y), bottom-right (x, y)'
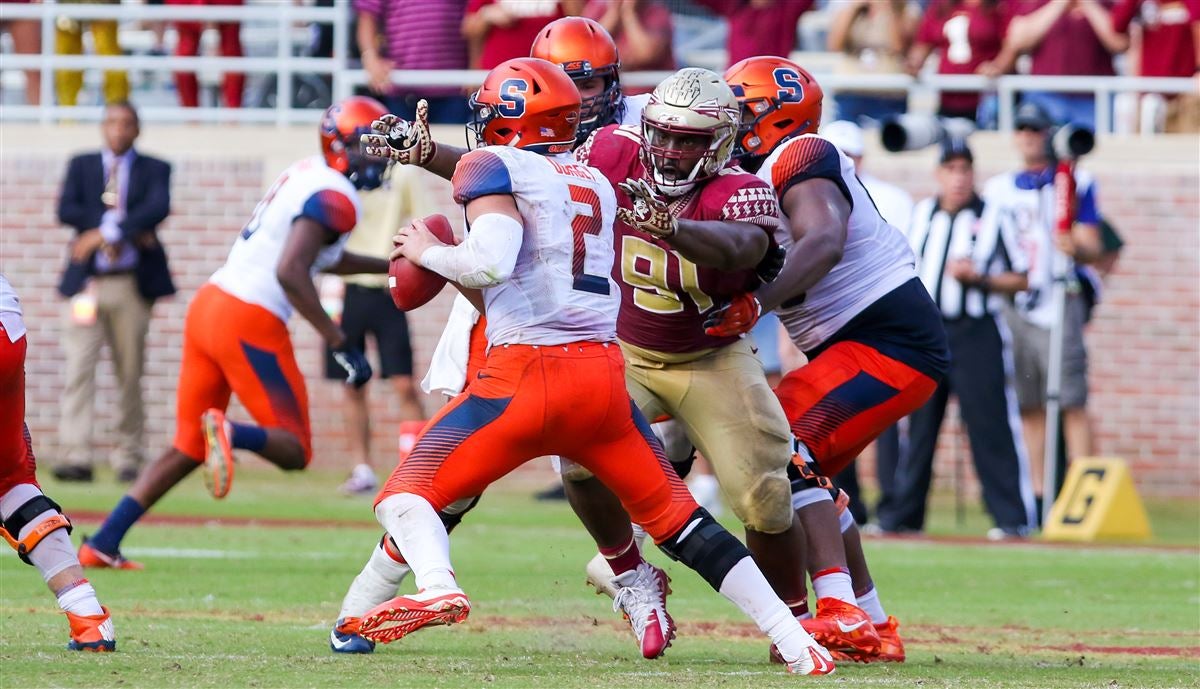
top-left (1076, 179), bottom-right (1100, 225)
top-left (297, 189), bottom-right (358, 235)
top-left (717, 178), bottom-right (782, 236)
top-left (419, 212), bottom-right (522, 288)
top-left (771, 137), bottom-right (854, 208)
top-left (119, 159), bottom-right (171, 239)
top-left (452, 150), bottom-right (514, 205)
top-left (57, 157), bottom-right (90, 230)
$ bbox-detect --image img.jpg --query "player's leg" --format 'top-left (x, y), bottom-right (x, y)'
top-left (90, 19), bottom-right (129, 103)
top-left (53, 19), bottom-right (83, 107)
top-left (81, 294), bottom-right (230, 567)
top-left (837, 501), bottom-right (905, 663)
top-left (0, 328), bottom-right (113, 651)
top-left (167, 0), bottom-right (202, 107)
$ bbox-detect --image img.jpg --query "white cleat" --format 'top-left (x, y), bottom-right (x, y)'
top-left (585, 553), bottom-right (620, 599)
top-left (611, 562), bottom-right (675, 659)
top-left (783, 644), bottom-right (837, 675)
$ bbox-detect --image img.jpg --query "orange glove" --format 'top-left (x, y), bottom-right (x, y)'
top-left (703, 293), bottom-right (762, 337)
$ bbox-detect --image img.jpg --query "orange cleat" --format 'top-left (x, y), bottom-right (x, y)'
top-left (78, 540), bottom-right (143, 570)
top-left (357, 587), bottom-right (471, 643)
top-left (66, 606), bottom-right (115, 652)
top-left (830, 615), bottom-right (905, 663)
top-left (800, 597), bottom-right (881, 657)
top-left (202, 409), bottom-right (235, 499)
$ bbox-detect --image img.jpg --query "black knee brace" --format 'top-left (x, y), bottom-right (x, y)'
top-left (0, 495), bottom-right (72, 565)
top-left (656, 507), bottom-right (750, 590)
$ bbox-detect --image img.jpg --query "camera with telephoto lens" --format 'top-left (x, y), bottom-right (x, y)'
top-left (879, 115), bottom-right (976, 152)
top-left (1047, 124), bottom-right (1095, 162)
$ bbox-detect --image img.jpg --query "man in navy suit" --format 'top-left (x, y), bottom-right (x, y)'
top-left (56, 101), bottom-right (173, 483)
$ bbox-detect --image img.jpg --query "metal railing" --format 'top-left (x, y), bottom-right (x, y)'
top-left (1, 0), bottom-right (1195, 131)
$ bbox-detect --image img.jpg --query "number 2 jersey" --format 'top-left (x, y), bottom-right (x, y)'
top-left (756, 134), bottom-right (917, 352)
top-left (575, 124), bottom-right (781, 354)
top-left (451, 146), bottom-right (619, 347)
top-left (210, 156), bottom-right (361, 322)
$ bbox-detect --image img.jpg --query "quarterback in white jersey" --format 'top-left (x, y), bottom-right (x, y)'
top-left (77, 97), bottom-right (395, 574)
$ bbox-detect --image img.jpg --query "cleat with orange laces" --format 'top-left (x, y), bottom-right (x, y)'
top-left (800, 597), bottom-right (881, 657)
top-left (357, 587), bottom-right (471, 643)
top-left (66, 606), bottom-right (115, 652)
top-left (77, 540), bottom-right (143, 570)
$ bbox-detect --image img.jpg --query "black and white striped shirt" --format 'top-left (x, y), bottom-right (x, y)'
top-left (907, 195), bottom-right (1028, 320)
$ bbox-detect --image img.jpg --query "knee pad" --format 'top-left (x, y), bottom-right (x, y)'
top-left (0, 494), bottom-right (72, 566)
top-left (839, 506), bottom-right (856, 534)
top-left (730, 471), bottom-right (794, 534)
top-left (791, 486), bottom-right (834, 512)
top-left (438, 495), bottom-right (481, 533)
top-left (656, 507), bottom-right (749, 591)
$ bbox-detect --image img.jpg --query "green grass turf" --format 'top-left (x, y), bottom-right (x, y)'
top-left (1, 469), bottom-right (1197, 689)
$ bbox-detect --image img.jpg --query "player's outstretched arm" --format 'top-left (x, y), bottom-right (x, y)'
top-left (325, 251), bottom-right (389, 275)
top-left (360, 100), bottom-right (467, 181)
top-left (278, 217), bottom-right (347, 348)
top-left (755, 178), bottom-right (850, 313)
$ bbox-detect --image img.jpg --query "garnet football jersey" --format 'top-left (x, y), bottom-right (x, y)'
top-left (451, 146), bottom-right (619, 347)
top-left (757, 134), bottom-right (917, 352)
top-left (210, 156), bottom-right (361, 322)
top-left (576, 124), bottom-right (780, 354)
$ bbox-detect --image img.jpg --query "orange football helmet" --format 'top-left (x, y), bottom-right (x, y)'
top-left (724, 56), bottom-right (823, 160)
top-left (320, 95), bottom-right (389, 189)
top-left (466, 57), bottom-right (581, 155)
top-left (531, 16), bottom-right (621, 144)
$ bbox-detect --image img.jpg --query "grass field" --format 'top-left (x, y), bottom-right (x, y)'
top-left (1, 468), bottom-right (1197, 689)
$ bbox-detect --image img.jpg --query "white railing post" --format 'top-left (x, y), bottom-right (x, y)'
top-left (331, 0), bottom-right (351, 107)
top-left (1095, 86), bottom-right (1112, 134)
top-left (997, 77), bottom-right (1016, 133)
top-left (275, 1), bottom-right (293, 126)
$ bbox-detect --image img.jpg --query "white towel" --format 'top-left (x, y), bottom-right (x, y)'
top-left (421, 293), bottom-right (481, 396)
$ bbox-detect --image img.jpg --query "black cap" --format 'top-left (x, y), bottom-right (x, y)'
top-left (940, 136), bottom-right (973, 164)
top-left (1014, 101), bottom-right (1052, 130)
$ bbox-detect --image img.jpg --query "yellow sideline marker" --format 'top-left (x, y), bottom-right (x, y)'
top-left (1043, 457), bottom-right (1152, 542)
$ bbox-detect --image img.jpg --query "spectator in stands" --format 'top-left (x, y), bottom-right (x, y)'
top-left (55, 102), bottom-right (173, 483)
top-left (819, 119), bottom-right (915, 525)
top-left (585, 0), bottom-right (676, 79)
top-left (356, 0), bottom-right (471, 123)
top-left (691, 0), bottom-right (814, 67)
top-left (907, 0), bottom-right (1011, 122)
top-left (0, 0), bottom-right (42, 104)
top-left (325, 165), bottom-right (429, 496)
top-left (984, 101), bottom-right (1103, 520)
top-left (54, 0), bottom-right (129, 106)
top-left (167, 0), bottom-right (245, 108)
top-left (878, 138), bottom-right (1037, 540)
top-left (986, 0), bottom-right (1128, 129)
top-left (1112, 0), bottom-right (1200, 132)
top-left (463, 0), bottom-right (584, 69)
top-left (827, 0), bottom-right (920, 123)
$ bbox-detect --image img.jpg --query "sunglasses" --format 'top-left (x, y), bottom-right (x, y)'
top-left (1016, 124), bottom-right (1046, 132)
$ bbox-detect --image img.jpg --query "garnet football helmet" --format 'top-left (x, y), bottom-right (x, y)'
top-left (724, 56), bottom-right (823, 160)
top-left (531, 16), bottom-right (621, 145)
top-left (466, 57), bottom-right (582, 155)
top-left (320, 96), bottom-right (390, 190)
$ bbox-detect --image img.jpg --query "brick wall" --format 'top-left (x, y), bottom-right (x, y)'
top-left (1, 125), bottom-right (1196, 497)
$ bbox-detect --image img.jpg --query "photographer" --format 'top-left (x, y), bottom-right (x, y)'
top-left (981, 102), bottom-right (1103, 521)
top-left (878, 138), bottom-right (1037, 539)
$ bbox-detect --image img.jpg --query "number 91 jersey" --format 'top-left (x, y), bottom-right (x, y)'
top-left (576, 124), bottom-right (781, 354)
top-left (451, 146), bottom-right (619, 346)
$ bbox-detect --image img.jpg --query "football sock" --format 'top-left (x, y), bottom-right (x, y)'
top-left (856, 584), bottom-right (888, 625)
top-left (338, 539), bottom-right (413, 620)
top-left (718, 556), bottom-right (820, 661)
top-left (599, 536), bottom-right (642, 577)
top-left (375, 493), bottom-right (456, 591)
top-left (787, 597), bottom-right (810, 619)
top-left (88, 495), bottom-right (145, 555)
top-left (812, 566), bottom-right (856, 605)
top-left (228, 421), bottom-right (267, 453)
top-left (56, 578), bottom-right (105, 617)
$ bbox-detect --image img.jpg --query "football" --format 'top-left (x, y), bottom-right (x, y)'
top-left (388, 213), bottom-right (456, 311)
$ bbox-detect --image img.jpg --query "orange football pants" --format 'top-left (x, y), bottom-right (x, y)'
top-left (0, 327), bottom-right (38, 494)
top-left (775, 340), bottom-right (937, 477)
top-left (378, 341), bottom-right (698, 543)
top-left (172, 284), bottom-right (311, 463)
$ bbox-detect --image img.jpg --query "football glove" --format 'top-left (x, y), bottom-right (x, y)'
top-left (755, 245), bottom-right (787, 284)
top-left (331, 344), bottom-right (373, 389)
top-left (360, 99), bottom-right (437, 167)
top-left (703, 293), bottom-right (762, 338)
top-left (617, 178), bottom-right (678, 239)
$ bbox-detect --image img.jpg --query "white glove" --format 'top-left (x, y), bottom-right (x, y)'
top-left (360, 99), bottom-right (437, 167)
top-left (617, 178), bottom-right (678, 239)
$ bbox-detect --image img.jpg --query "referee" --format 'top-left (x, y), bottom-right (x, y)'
top-left (877, 138), bottom-right (1037, 539)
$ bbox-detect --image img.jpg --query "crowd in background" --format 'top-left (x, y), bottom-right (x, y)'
top-left (1, 0), bottom-right (1196, 131)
